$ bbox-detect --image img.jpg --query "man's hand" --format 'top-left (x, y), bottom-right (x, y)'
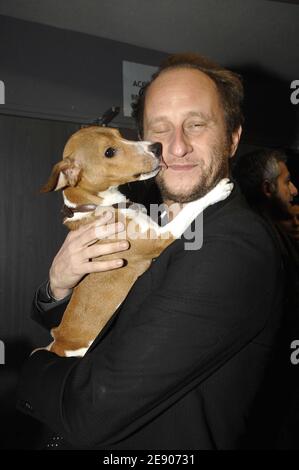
top-left (49, 211), bottom-right (129, 300)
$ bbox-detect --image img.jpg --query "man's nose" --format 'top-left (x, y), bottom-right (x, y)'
top-left (169, 128), bottom-right (192, 158)
top-left (290, 181), bottom-right (298, 197)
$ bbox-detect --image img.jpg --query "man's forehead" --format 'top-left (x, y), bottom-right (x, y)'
top-left (144, 68), bottom-right (221, 122)
top-left (146, 110), bottom-right (213, 125)
top-left (278, 161), bottom-right (289, 176)
top-left (146, 67), bottom-right (218, 100)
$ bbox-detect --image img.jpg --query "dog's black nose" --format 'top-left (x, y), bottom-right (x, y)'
top-left (149, 142), bottom-right (162, 158)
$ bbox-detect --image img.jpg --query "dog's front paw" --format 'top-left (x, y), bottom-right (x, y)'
top-left (208, 178), bottom-right (234, 204)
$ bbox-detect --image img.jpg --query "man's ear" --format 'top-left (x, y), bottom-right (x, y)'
top-left (262, 180), bottom-right (274, 199)
top-left (229, 126), bottom-right (242, 158)
top-left (40, 159), bottom-right (82, 192)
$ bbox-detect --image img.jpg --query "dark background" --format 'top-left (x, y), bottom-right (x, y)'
top-left (0, 4), bottom-right (298, 448)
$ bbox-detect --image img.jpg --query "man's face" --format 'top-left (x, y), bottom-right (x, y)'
top-left (271, 162), bottom-right (298, 218)
top-left (143, 67), bottom-right (240, 203)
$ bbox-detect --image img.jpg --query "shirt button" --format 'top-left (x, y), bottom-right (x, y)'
top-left (22, 400), bottom-right (33, 412)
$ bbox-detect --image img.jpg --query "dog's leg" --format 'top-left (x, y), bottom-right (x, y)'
top-left (159, 178), bottom-right (233, 238)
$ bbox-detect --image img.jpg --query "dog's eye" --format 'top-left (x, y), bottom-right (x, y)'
top-left (104, 147), bottom-right (117, 158)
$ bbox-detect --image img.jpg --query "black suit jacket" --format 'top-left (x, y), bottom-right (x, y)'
top-left (17, 186), bottom-right (287, 449)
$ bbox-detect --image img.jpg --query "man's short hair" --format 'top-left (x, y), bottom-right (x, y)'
top-left (232, 148), bottom-right (287, 205)
top-left (131, 52), bottom-right (244, 142)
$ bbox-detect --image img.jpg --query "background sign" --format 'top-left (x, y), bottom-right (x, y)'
top-left (122, 61), bottom-right (158, 117)
top-left (0, 80), bottom-right (4, 104)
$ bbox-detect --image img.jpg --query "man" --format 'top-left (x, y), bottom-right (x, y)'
top-left (17, 54), bottom-right (286, 449)
top-left (233, 149), bottom-right (299, 448)
top-left (233, 148), bottom-right (299, 288)
top-left (232, 148), bottom-right (297, 223)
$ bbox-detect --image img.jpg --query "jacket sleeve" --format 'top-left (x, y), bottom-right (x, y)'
top-left (31, 280), bottom-right (71, 331)
top-left (17, 220), bottom-right (282, 448)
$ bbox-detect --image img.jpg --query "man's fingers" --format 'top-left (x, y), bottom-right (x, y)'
top-left (78, 220), bottom-right (126, 248)
top-left (94, 222), bottom-right (125, 240)
top-left (79, 210), bottom-right (114, 234)
top-left (71, 211), bottom-right (115, 242)
top-left (85, 258), bottom-right (125, 273)
top-left (50, 210), bottom-right (129, 288)
top-left (84, 240), bottom-right (130, 261)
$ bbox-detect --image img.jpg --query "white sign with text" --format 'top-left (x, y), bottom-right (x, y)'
top-left (122, 61), bottom-right (158, 117)
top-left (0, 80), bottom-right (5, 104)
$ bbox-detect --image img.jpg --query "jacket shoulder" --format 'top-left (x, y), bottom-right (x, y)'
top-left (203, 187), bottom-right (281, 254)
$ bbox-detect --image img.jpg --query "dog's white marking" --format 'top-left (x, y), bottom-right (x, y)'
top-left (63, 193), bottom-right (76, 208)
top-left (64, 340), bottom-right (93, 357)
top-left (120, 139), bottom-right (153, 154)
top-left (121, 179), bottom-right (233, 239)
top-left (97, 186), bottom-right (127, 206)
top-left (32, 339), bottom-right (94, 357)
top-left (62, 192), bottom-right (92, 222)
top-left (121, 208), bottom-right (160, 234)
top-left (136, 141), bottom-right (156, 156)
top-left (63, 189), bottom-right (127, 223)
top-left (64, 303), bottom-right (123, 357)
top-left (160, 179), bottom-right (233, 238)
top-left (138, 167), bottom-right (160, 181)
top-left (68, 212), bottom-right (91, 222)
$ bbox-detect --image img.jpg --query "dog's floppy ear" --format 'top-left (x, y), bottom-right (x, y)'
top-left (40, 159), bottom-right (82, 192)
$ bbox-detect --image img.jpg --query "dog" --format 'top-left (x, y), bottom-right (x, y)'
top-left (40, 126), bottom-right (232, 357)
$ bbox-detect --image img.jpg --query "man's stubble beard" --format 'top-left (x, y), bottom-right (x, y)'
top-left (269, 190), bottom-right (293, 221)
top-left (155, 136), bottom-right (231, 203)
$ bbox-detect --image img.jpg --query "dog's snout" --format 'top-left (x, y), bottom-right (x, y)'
top-left (149, 142), bottom-right (162, 158)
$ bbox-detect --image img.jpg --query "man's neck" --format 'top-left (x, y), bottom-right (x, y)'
top-left (163, 200), bottom-right (185, 222)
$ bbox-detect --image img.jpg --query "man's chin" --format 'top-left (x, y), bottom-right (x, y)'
top-left (156, 176), bottom-right (209, 203)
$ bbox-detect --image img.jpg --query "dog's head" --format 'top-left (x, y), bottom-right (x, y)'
top-left (41, 126), bottom-right (162, 194)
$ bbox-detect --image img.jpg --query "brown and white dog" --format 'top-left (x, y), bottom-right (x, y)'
top-left (41, 126), bottom-right (232, 357)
